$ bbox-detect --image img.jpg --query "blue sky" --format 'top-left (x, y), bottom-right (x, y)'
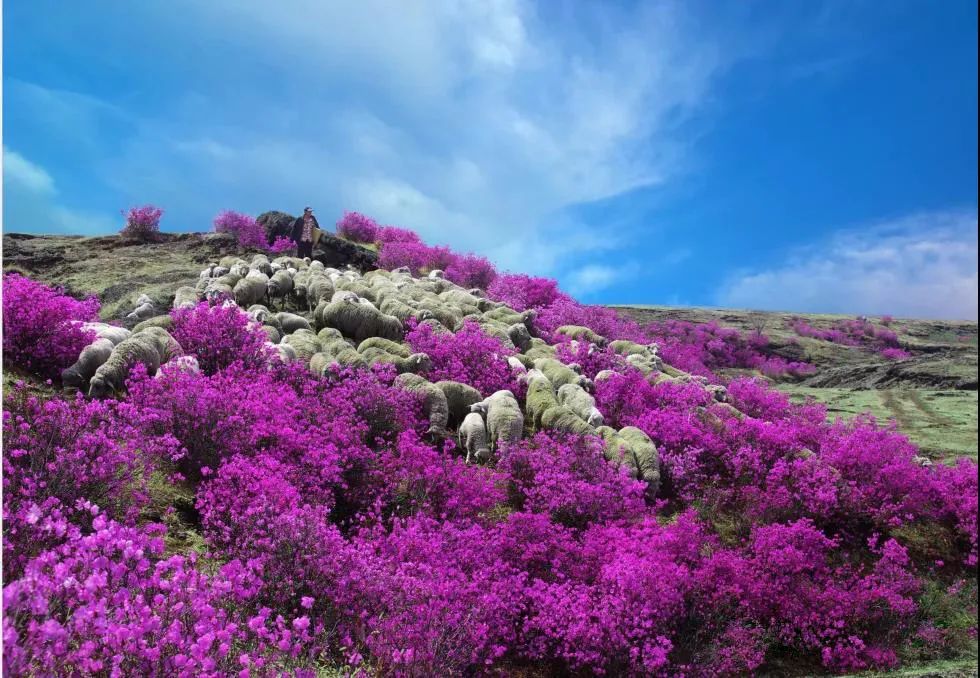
top-left (3, 1), bottom-right (977, 319)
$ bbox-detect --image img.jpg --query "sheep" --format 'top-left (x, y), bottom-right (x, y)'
top-left (507, 356), bottom-right (528, 375)
top-left (534, 358), bottom-right (589, 389)
top-left (428, 269), bottom-right (445, 279)
top-left (135, 294), bottom-right (154, 307)
top-left (156, 355), bottom-right (201, 378)
top-left (380, 297), bottom-right (433, 324)
top-left (309, 352), bottom-right (336, 377)
top-left (276, 312), bottom-right (312, 334)
top-left (61, 338), bottom-right (115, 389)
top-left (234, 277), bottom-right (268, 308)
top-left (435, 380), bottom-right (483, 429)
top-left (706, 384), bottom-right (728, 403)
top-left (540, 405), bottom-right (596, 437)
top-left (315, 299), bottom-right (404, 343)
top-left (438, 289), bottom-right (483, 314)
top-left (510, 353), bottom-right (536, 369)
top-left (205, 282), bottom-right (234, 304)
top-left (126, 302), bottom-right (156, 321)
top-left (459, 412), bottom-right (490, 463)
top-left (210, 265), bottom-right (230, 278)
top-left (266, 270), bottom-right (294, 306)
top-left (219, 255), bottom-right (242, 269)
top-left (361, 348), bottom-right (431, 374)
top-left (332, 347), bottom-right (369, 369)
top-left (396, 373), bottom-right (450, 437)
top-left (247, 304), bottom-right (273, 324)
top-left (912, 455), bottom-right (933, 467)
top-left (309, 260), bottom-right (325, 272)
top-left (88, 333), bottom-right (166, 397)
top-left (132, 315), bottom-right (174, 333)
top-left (230, 261), bottom-right (249, 278)
top-left (250, 255), bottom-right (273, 277)
top-left (554, 325), bottom-right (607, 347)
top-left (331, 290), bottom-right (361, 304)
top-left (281, 330), bottom-right (322, 365)
top-left (357, 337), bottom-right (411, 358)
top-left (594, 369), bottom-right (617, 383)
top-left (609, 339), bottom-right (653, 357)
top-left (272, 342), bottom-right (297, 362)
top-left (139, 327), bottom-right (184, 364)
top-left (470, 390), bottom-right (523, 450)
top-left (557, 383), bottom-right (604, 427)
top-left (524, 369), bottom-right (559, 431)
top-left (616, 427), bottom-right (661, 498)
top-left (484, 306), bottom-right (534, 329)
top-left (81, 323), bottom-right (131, 346)
top-left (524, 343), bottom-right (557, 362)
top-left (259, 324), bottom-right (281, 344)
top-left (625, 353), bottom-right (658, 375)
top-left (306, 276), bottom-right (335, 311)
top-left (507, 323), bottom-right (532, 352)
top-left (317, 327), bottom-right (344, 344)
top-left (173, 286), bottom-right (200, 310)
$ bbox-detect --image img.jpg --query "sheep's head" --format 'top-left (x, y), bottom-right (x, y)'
top-left (407, 353), bottom-right (432, 374)
top-left (61, 367), bottom-right (84, 389)
top-left (87, 374), bottom-right (114, 399)
top-left (469, 401), bottom-right (489, 416)
top-left (586, 408), bottom-right (605, 428)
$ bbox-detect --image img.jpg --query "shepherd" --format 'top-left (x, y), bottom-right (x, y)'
top-left (291, 206), bottom-right (321, 259)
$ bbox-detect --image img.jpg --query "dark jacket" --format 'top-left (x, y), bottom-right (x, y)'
top-left (291, 214), bottom-right (320, 243)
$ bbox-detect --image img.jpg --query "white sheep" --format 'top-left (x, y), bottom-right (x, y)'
top-left (459, 412), bottom-right (490, 463)
top-left (507, 356), bottom-right (528, 375)
top-left (155, 355), bottom-right (201, 378)
top-left (126, 302), bottom-right (156, 321)
top-left (276, 312), bottom-right (312, 334)
top-left (173, 286), bottom-right (200, 310)
top-left (314, 299), bottom-right (403, 343)
top-left (80, 322), bottom-right (131, 346)
top-left (557, 383), bottom-right (604, 427)
top-left (470, 390), bottom-right (523, 450)
top-left (62, 338), bottom-right (115, 389)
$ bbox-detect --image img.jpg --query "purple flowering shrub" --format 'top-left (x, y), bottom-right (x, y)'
top-left (405, 318), bottom-right (518, 396)
top-left (2, 273), bottom-right (100, 379)
top-left (444, 253), bottom-right (497, 289)
top-left (882, 347), bottom-right (913, 360)
top-left (336, 211), bottom-right (380, 243)
top-left (377, 241), bottom-right (455, 276)
top-left (120, 204), bottom-right (164, 242)
top-left (269, 235), bottom-right (295, 254)
top-left (792, 316), bottom-right (905, 360)
top-left (213, 210), bottom-right (267, 249)
top-left (170, 301), bottom-right (271, 375)
top-left (376, 225), bottom-right (422, 244)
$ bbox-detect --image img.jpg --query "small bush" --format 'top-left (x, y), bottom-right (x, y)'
top-left (336, 211), bottom-right (379, 243)
top-left (213, 210), bottom-right (266, 249)
top-left (120, 204), bottom-right (163, 242)
top-left (2, 273), bottom-right (100, 378)
top-left (170, 302), bottom-right (271, 375)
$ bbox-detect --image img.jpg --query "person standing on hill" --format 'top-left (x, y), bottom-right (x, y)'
top-left (291, 206), bottom-right (319, 258)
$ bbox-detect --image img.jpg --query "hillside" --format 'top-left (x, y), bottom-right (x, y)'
top-left (2, 229), bottom-right (977, 676)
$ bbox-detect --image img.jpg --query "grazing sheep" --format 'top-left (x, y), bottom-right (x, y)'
top-left (156, 355), bottom-right (201, 378)
top-left (470, 390), bottom-right (523, 449)
top-left (540, 405), bottom-right (596, 437)
top-left (594, 369), bottom-right (617, 383)
top-left (317, 327), bottom-right (344, 344)
top-left (281, 329), bottom-right (323, 366)
top-left (61, 338), bottom-right (115, 389)
top-left (438, 289), bottom-right (483, 313)
top-left (81, 323), bottom-right (131, 346)
top-left (210, 265), bottom-right (230, 278)
top-left (396, 373), bottom-right (450, 436)
top-left (258, 324), bottom-right (281, 343)
top-left (247, 304), bottom-right (272, 324)
top-left (276, 312), bottom-right (312, 334)
top-left (507, 356), bottom-right (528, 375)
top-left (428, 269), bottom-right (445, 279)
top-left (205, 282), bottom-right (234, 303)
top-left (484, 306), bottom-right (534, 329)
top-left (357, 337), bottom-right (411, 358)
top-left (616, 426), bottom-right (661, 498)
top-left (139, 327), bottom-right (184, 363)
top-left (234, 277), bottom-right (268, 308)
top-left (250, 255), bottom-right (273, 277)
top-left (534, 358), bottom-right (589, 389)
top-left (706, 384), bottom-right (728, 403)
top-left (510, 353), bottom-right (536, 369)
top-left (230, 261), bottom-right (249, 278)
top-left (266, 270), bottom-right (294, 306)
top-left (554, 325), bottom-right (607, 347)
top-left (361, 349), bottom-right (431, 374)
top-left (331, 290), bottom-right (361, 304)
top-left (306, 276), bottom-right (335, 311)
top-left (557, 383), bottom-right (604, 427)
top-left (132, 315), bottom-right (174, 333)
top-left (88, 333), bottom-right (166, 397)
top-left (380, 298), bottom-right (434, 324)
top-left (219, 255), bottom-right (241, 269)
top-left (315, 299), bottom-right (404, 343)
top-left (435, 380), bottom-right (483, 429)
top-left (459, 412), bottom-right (490, 463)
top-left (507, 323), bottom-right (532, 352)
top-left (173, 286), bottom-right (200, 310)
top-left (524, 369), bottom-right (559, 431)
top-left (135, 294), bottom-right (154, 307)
top-left (524, 343), bottom-right (557, 362)
top-left (609, 339), bottom-right (653, 357)
top-left (271, 342), bottom-right (297, 362)
top-left (912, 455), bottom-right (933, 467)
top-left (308, 352), bottom-right (336, 377)
top-left (126, 302), bottom-right (156, 321)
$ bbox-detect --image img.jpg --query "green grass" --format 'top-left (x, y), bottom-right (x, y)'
top-left (778, 386), bottom-right (978, 461)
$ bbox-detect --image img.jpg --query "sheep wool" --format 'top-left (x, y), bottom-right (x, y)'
top-left (132, 315), bottom-right (174, 333)
top-left (88, 333), bottom-right (165, 398)
top-left (458, 412), bottom-right (490, 463)
top-left (281, 330), bottom-right (323, 366)
top-left (557, 383), bottom-right (604, 427)
top-left (471, 391), bottom-right (523, 450)
top-left (435, 380), bottom-right (483, 429)
top-left (173, 286), bottom-right (200, 310)
top-left (62, 338), bottom-right (115, 389)
top-left (315, 299), bottom-right (404, 343)
top-left (540, 405), bottom-right (596, 437)
top-left (276, 312), bottom-right (312, 334)
top-left (396, 373), bottom-right (450, 437)
top-left (357, 337), bottom-right (411, 358)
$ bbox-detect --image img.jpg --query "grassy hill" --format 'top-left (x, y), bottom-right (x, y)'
top-left (616, 305), bottom-right (978, 462)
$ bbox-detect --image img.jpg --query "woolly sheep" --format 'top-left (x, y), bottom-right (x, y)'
top-left (315, 299), bottom-right (404, 343)
top-left (594, 369), bottom-right (617, 383)
top-left (361, 348), bottom-right (431, 374)
top-left (234, 277), bottom-right (268, 308)
top-left (205, 282), bottom-right (234, 304)
top-left (139, 327), bottom-right (184, 364)
top-left (306, 276), bottom-right (335, 311)
top-left (266, 270), bottom-right (294, 303)
top-left (540, 405), bottom-right (596, 437)
top-left (380, 298), bottom-right (434, 324)
top-left (308, 352), bottom-right (336, 377)
top-left (247, 304), bottom-right (272, 324)
top-left (484, 306), bottom-right (534, 329)
top-left (88, 333), bottom-right (165, 397)
top-left (524, 343), bottom-right (557, 362)
top-left (459, 412), bottom-right (490, 463)
top-left (331, 290), bottom-right (360, 304)
top-left (396, 373), bottom-right (449, 437)
top-left (357, 337), bottom-right (411, 358)
top-left (554, 325), bottom-right (607, 347)
top-left (81, 323), bottom-right (131, 346)
top-left (427, 269), bottom-right (445, 279)
top-left (132, 315), bottom-right (174, 333)
top-left (156, 355), bottom-right (201, 378)
top-left (609, 339), bottom-right (652, 357)
top-left (507, 323), bottom-right (532, 352)
top-left (249, 255), bottom-right (273, 277)
top-left (276, 312), bottom-right (312, 334)
top-left (135, 294), bottom-right (154, 307)
top-left (259, 324), bottom-right (281, 344)
top-left (557, 383), bottom-right (604, 427)
top-left (62, 338), bottom-right (115, 389)
top-left (616, 426), bottom-right (661, 498)
top-left (309, 260), bottom-right (325, 272)
top-left (470, 390), bottom-right (523, 450)
top-left (435, 380), bottom-right (483, 429)
top-left (230, 261), bottom-right (249, 278)
top-left (522, 369), bottom-right (558, 432)
top-left (219, 255), bottom-right (241, 269)
top-left (126, 302), bottom-right (156, 321)
top-left (281, 330), bottom-right (322, 365)
top-left (316, 327), bottom-right (344, 344)
top-left (534, 358), bottom-right (589, 389)
top-left (211, 265), bottom-right (230, 278)
top-left (173, 286), bottom-right (199, 310)
top-left (272, 342), bottom-right (297, 362)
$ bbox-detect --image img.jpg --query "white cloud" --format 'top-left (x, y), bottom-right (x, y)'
top-left (716, 210), bottom-right (979, 320)
top-left (3, 147), bottom-right (56, 195)
top-left (567, 261), bottom-right (642, 300)
top-left (2, 147), bottom-right (117, 235)
top-left (9, 1), bottom-right (727, 274)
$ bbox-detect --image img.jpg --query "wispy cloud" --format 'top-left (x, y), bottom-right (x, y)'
top-left (6, 1), bottom-right (728, 273)
top-left (716, 210), bottom-right (979, 320)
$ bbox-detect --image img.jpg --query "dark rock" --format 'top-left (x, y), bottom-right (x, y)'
top-left (314, 233), bottom-right (378, 271)
top-left (257, 211), bottom-right (296, 245)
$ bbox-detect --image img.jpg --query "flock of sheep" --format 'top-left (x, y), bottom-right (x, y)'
top-left (61, 252), bottom-right (738, 497)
